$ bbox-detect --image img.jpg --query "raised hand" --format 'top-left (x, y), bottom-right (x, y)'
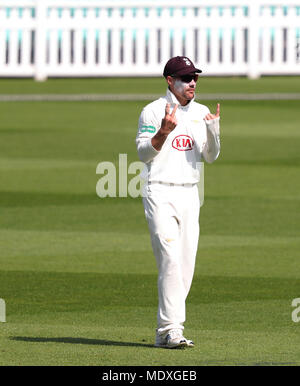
top-left (204, 103), bottom-right (220, 120)
top-left (151, 103), bottom-right (179, 151)
top-left (160, 103), bottom-right (178, 135)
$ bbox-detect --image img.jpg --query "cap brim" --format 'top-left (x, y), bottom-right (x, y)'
top-left (173, 67), bottom-right (202, 76)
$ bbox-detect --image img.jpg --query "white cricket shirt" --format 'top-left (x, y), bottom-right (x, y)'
top-left (136, 88), bottom-right (220, 184)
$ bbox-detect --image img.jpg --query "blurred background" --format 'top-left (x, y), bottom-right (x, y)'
top-left (0, 0), bottom-right (300, 366)
top-left (0, 0), bottom-right (299, 80)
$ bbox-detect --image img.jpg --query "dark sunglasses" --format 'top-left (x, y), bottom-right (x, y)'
top-left (172, 74), bottom-right (199, 83)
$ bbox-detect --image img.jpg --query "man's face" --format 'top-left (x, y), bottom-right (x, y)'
top-left (167, 74), bottom-right (198, 103)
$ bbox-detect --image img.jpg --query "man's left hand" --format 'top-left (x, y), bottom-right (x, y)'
top-left (204, 103), bottom-right (220, 120)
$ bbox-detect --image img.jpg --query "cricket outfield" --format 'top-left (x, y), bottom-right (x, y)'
top-left (0, 77), bottom-right (299, 366)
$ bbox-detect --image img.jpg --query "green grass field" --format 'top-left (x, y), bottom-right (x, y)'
top-left (0, 77), bottom-right (300, 366)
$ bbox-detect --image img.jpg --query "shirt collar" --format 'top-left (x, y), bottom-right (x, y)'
top-left (166, 88), bottom-right (195, 111)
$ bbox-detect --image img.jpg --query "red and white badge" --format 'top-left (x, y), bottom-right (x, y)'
top-left (172, 135), bottom-right (194, 151)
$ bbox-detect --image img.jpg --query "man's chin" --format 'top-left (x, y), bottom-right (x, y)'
top-left (185, 91), bottom-right (195, 99)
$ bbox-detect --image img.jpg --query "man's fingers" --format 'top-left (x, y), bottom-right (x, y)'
top-left (171, 104), bottom-right (178, 117)
top-left (165, 103), bottom-right (170, 116)
top-left (204, 105), bottom-right (220, 120)
top-left (165, 103), bottom-right (178, 118)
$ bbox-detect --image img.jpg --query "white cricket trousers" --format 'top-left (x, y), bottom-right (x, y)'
top-left (143, 182), bottom-right (200, 336)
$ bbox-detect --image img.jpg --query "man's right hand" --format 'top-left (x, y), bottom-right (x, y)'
top-left (161, 103), bottom-right (178, 135)
top-left (151, 103), bottom-right (178, 151)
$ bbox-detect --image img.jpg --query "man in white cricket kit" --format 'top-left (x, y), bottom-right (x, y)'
top-left (136, 56), bottom-right (220, 349)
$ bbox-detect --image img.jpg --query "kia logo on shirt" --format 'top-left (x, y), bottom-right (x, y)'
top-left (172, 135), bottom-right (194, 151)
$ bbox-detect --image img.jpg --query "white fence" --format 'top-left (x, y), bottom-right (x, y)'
top-left (0, 0), bottom-right (299, 80)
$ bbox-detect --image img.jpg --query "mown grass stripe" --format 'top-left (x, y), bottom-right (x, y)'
top-left (1, 93), bottom-right (300, 101)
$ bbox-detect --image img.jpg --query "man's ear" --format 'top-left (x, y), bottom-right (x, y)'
top-left (166, 76), bottom-right (173, 87)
